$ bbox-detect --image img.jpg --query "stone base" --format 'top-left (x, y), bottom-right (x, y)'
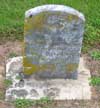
top-left (5, 57), bottom-right (91, 101)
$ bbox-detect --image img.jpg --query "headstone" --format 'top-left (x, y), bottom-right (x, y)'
top-left (23, 5), bottom-right (85, 79)
top-left (6, 5), bottom-right (91, 101)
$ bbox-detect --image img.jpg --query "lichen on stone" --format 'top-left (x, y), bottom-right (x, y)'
top-left (23, 57), bottom-right (56, 75)
top-left (24, 12), bottom-right (48, 35)
top-left (66, 63), bottom-right (78, 72)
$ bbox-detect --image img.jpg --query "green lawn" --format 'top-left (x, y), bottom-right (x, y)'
top-left (0, 0), bottom-right (100, 52)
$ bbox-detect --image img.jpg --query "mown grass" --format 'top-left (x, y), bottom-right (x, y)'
top-left (0, 0), bottom-right (100, 52)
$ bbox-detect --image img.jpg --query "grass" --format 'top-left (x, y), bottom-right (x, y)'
top-left (4, 79), bottom-right (12, 88)
top-left (9, 52), bottom-right (18, 58)
top-left (0, 0), bottom-right (100, 52)
top-left (13, 99), bottom-right (33, 108)
top-left (35, 97), bottom-right (52, 105)
top-left (0, 91), bottom-right (4, 100)
top-left (90, 77), bottom-right (100, 86)
top-left (91, 51), bottom-right (100, 60)
top-left (13, 97), bottom-right (52, 108)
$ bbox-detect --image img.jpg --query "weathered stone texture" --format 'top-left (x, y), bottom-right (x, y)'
top-left (23, 5), bottom-right (85, 79)
top-left (5, 57), bottom-right (91, 100)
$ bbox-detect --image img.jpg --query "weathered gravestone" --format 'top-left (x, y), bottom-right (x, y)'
top-left (23, 5), bottom-right (85, 79)
top-left (6, 5), bottom-right (91, 100)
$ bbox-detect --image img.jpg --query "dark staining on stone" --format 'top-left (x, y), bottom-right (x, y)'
top-left (72, 27), bottom-right (78, 31)
top-left (19, 72), bottom-right (25, 79)
top-left (15, 79), bottom-right (24, 88)
top-left (44, 88), bottom-right (60, 98)
top-left (11, 89), bottom-right (17, 95)
top-left (30, 89), bottom-right (39, 97)
top-left (18, 79), bottom-right (24, 87)
top-left (72, 23), bottom-right (79, 31)
top-left (11, 89), bottom-right (28, 97)
top-left (29, 14), bottom-right (33, 18)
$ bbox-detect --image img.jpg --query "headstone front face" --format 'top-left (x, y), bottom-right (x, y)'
top-left (23, 5), bottom-right (85, 79)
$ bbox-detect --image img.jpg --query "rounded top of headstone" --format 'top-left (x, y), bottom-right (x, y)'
top-left (25, 4), bottom-right (85, 21)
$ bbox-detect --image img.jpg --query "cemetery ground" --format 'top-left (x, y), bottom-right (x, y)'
top-left (0, 0), bottom-right (100, 108)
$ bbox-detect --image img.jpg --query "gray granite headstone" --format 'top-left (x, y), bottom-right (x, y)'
top-left (23, 5), bottom-right (85, 79)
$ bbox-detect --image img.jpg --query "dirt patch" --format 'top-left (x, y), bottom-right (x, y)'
top-left (0, 41), bottom-right (22, 65)
top-left (84, 54), bottom-right (100, 101)
top-left (84, 54), bottom-right (100, 77)
top-left (0, 101), bottom-right (14, 108)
